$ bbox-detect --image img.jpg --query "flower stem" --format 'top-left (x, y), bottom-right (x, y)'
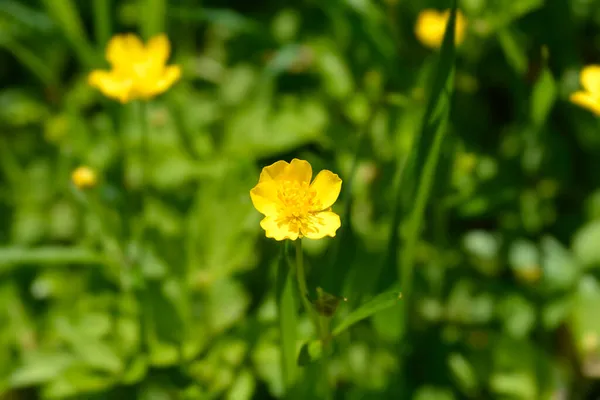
top-left (133, 100), bottom-right (150, 258)
top-left (294, 239), bottom-right (332, 397)
top-left (294, 239), bottom-right (315, 324)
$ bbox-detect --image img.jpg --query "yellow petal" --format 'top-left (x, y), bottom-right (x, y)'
top-left (153, 65), bottom-right (182, 95)
top-left (259, 160), bottom-right (289, 183)
top-left (580, 65), bottom-right (600, 95)
top-left (310, 170), bottom-right (342, 210)
top-left (250, 181), bottom-right (279, 216)
top-left (570, 91), bottom-right (600, 116)
top-left (304, 211), bottom-right (341, 239)
top-left (260, 216), bottom-right (300, 241)
top-left (106, 33), bottom-right (144, 67)
top-left (146, 34), bottom-right (171, 65)
top-left (88, 70), bottom-right (134, 103)
top-left (285, 158), bottom-right (312, 184)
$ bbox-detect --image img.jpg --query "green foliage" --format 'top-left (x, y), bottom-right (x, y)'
top-left (2, 0), bottom-right (600, 398)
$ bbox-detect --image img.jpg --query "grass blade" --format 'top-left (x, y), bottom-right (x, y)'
top-left (140, 0), bottom-right (167, 39)
top-left (332, 290), bottom-right (402, 337)
top-left (392, 0), bottom-right (458, 304)
top-left (40, 0), bottom-right (96, 67)
top-left (93, 0), bottom-right (112, 46)
top-left (0, 247), bottom-right (106, 273)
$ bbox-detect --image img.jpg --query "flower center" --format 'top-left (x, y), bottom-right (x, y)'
top-left (276, 180), bottom-right (322, 236)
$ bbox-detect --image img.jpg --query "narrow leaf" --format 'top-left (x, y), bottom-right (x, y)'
top-left (0, 247), bottom-right (106, 272)
top-left (332, 290), bottom-right (402, 337)
top-left (140, 0), bottom-right (166, 39)
top-left (395, 0), bottom-right (458, 301)
top-left (40, 0), bottom-right (96, 66)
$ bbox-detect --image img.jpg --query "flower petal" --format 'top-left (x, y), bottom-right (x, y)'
top-left (142, 65), bottom-right (181, 98)
top-left (259, 160), bottom-right (289, 183)
top-left (581, 65), bottom-right (600, 94)
top-left (106, 34), bottom-right (144, 67)
top-left (88, 70), bottom-right (134, 103)
top-left (570, 91), bottom-right (600, 116)
top-left (250, 181), bottom-right (279, 216)
top-left (310, 170), bottom-right (342, 210)
top-left (285, 158), bottom-right (312, 184)
top-left (304, 211), bottom-right (341, 239)
top-left (146, 34), bottom-right (171, 65)
top-left (260, 216), bottom-right (299, 241)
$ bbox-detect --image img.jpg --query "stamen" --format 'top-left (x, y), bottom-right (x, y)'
top-left (275, 180), bottom-right (323, 236)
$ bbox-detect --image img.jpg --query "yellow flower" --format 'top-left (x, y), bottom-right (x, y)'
top-left (250, 159), bottom-right (342, 241)
top-left (72, 166), bottom-right (97, 189)
top-left (88, 33), bottom-right (181, 103)
top-left (415, 9), bottom-right (467, 49)
top-left (570, 65), bottom-right (600, 116)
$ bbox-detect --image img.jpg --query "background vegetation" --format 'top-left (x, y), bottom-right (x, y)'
top-left (1, 0), bottom-right (600, 399)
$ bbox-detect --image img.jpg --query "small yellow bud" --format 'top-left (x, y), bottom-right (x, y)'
top-left (415, 9), bottom-right (467, 49)
top-left (72, 166), bottom-right (97, 189)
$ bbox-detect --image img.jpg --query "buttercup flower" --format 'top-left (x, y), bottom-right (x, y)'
top-left (250, 159), bottom-right (342, 241)
top-left (570, 65), bottom-right (600, 116)
top-left (415, 9), bottom-right (467, 49)
top-left (88, 33), bottom-right (181, 103)
top-left (72, 166), bottom-right (97, 189)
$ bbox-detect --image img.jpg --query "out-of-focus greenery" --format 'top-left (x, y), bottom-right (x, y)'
top-left (2, 0), bottom-right (600, 399)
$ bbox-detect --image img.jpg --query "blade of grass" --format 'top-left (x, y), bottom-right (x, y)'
top-left (140, 0), bottom-right (167, 39)
top-left (323, 100), bottom-right (383, 299)
top-left (390, 0), bottom-right (457, 307)
top-left (40, 0), bottom-right (96, 67)
top-left (0, 247), bottom-right (106, 273)
top-left (0, 38), bottom-right (56, 85)
top-left (93, 0), bottom-right (112, 47)
top-left (297, 289), bottom-right (401, 365)
top-left (332, 289), bottom-right (402, 337)
top-left (382, 2), bottom-right (458, 394)
top-left (276, 243), bottom-right (297, 390)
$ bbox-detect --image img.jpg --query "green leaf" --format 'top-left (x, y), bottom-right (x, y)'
top-left (226, 368), bottom-right (256, 400)
top-left (389, 0), bottom-right (457, 316)
top-left (140, 0), bottom-right (166, 39)
top-left (9, 353), bottom-right (74, 388)
top-left (448, 353), bottom-right (478, 396)
top-left (39, 0), bottom-right (96, 66)
top-left (297, 340), bottom-right (323, 366)
top-left (0, 247), bottom-right (106, 273)
top-left (275, 244), bottom-right (297, 388)
top-left (572, 220), bottom-right (600, 268)
top-left (332, 290), bottom-right (402, 337)
top-left (143, 279), bottom-right (186, 347)
top-left (496, 28), bottom-right (527, 75)
top-left (530, 65), bottom-right (556, 127)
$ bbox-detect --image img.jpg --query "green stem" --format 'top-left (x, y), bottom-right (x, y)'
top-left (318, 315), bottom-right (332, 398)
top-left (295, 239), bottom-right (332, 397)
top-left (294, 239), bottom-right (315, 324)
top-left (276, 244), bottom-right (297, 390)
top-left (133, 101), bottom-right (150, 257)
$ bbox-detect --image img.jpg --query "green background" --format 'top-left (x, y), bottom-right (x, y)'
top-left (1, 0), bottom-right (600, 399)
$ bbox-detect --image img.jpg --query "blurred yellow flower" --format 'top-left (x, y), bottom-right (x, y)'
top-left (415, 9), bottom-right (467, 49)
top-left (72, 166), bottom-right (97, 189)
top-left (570, 65), bottom-right (600, 116)
top-left (250, 159), bottom-right (342, 241)
top-left (88, 33), bottom-right (181, 103)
